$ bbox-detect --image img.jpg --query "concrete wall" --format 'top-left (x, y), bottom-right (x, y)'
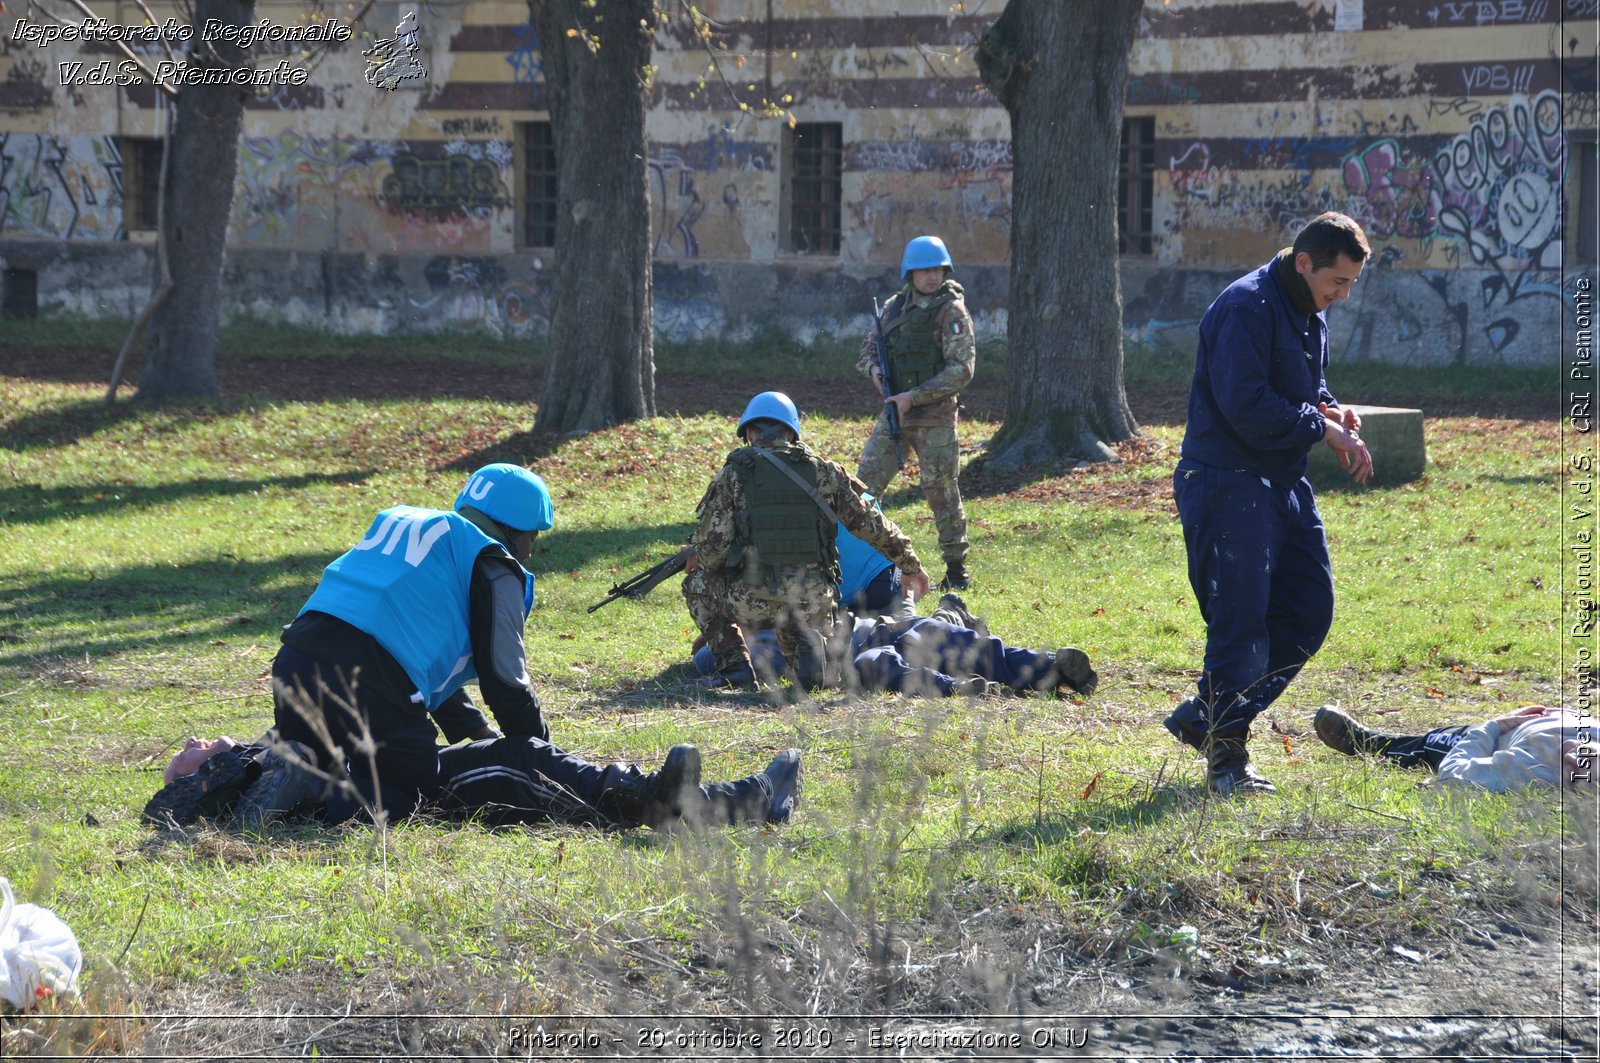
top-left (0, 0), bottom-right (1594, 366)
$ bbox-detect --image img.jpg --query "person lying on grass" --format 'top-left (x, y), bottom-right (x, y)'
top-left (691, 593), bottom-right (1098, 699)
top-left (1314, 704), bottom-right (1595, 792)
top-left (144, 731), bottom-right (801, 832)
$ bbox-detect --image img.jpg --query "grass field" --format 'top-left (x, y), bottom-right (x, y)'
top-left (0, 322), bottom-right (1589, 1056)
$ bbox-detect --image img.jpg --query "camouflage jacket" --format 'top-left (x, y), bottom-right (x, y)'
top-left (692, 440), bottom-right (924, 582)
top-left (857, 280), bottom-right (976, 426)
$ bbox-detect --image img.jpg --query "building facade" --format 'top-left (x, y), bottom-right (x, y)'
top-left (0, 0), bottom-right (1594, 366)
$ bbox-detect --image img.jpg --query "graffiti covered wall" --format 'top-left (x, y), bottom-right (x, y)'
top-left (0, 0), bottom-right (1593, 365)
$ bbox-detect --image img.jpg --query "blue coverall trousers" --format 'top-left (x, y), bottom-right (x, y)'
top-left (1170, 460), bottom-right (1335, 739)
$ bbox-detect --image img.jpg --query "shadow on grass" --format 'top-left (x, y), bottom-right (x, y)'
top-left (0, 552), bottom-right (340, 666)
top-left (0, 396), bottom-right (229, 452)
top-left (0, 470), bottom-right (376, 526)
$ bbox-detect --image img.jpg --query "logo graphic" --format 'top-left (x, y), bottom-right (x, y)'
top-left (363, 10), bottom-right (426, 90)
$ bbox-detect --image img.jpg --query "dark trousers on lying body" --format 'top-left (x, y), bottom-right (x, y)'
top-left (1366, 724), bottom-right (1472, 772)
top-left (434, 737), bottom-right (773, 827)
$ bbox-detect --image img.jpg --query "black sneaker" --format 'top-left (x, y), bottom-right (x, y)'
top-left (1051, 648), bottom-right (1098, 697)
top-left (938, 562), bottom-right (971, 592)
top-left (1205, 742), bottom-right (1276, 796)
top-left (761, 749), bottom-right (802, 824)
top-left (142, 746), bottom-right (259, 827)
top-left (235, 749), bottom-right (323, 829)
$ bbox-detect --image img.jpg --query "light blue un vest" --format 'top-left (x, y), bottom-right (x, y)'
top-left (299, 507), bottom-right (534, 710)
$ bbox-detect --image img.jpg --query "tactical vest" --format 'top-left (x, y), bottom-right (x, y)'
top-left (883, 280), bottom-right (962, 391)
top-left (728, 445), bottom-right (838, 585)
top-left (299, 507), bottom-right (534, 710)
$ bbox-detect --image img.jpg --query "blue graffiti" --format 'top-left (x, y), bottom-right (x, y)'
top-left (506, 22), bottom-right (541, 85)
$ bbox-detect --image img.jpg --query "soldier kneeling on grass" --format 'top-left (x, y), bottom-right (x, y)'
top-left (143, 730), bottom-right (801, 832)
top-left (682, 391), bottom-right (931, 690)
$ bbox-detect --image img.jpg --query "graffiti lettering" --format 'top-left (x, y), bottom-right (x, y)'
top-left (1435, 0), bottom-right (1551, 22)
top-left (505, 21), bottom-right (541, 85)
top-left (235, 131), bottom-right (383, 245)
top-left (648, 151), bottom-right (704, 257)
top-left (0, 133), bottom-right (124, 239)
top-left (1427, 96), bottom-right (1485, 118)
top-left (441, 117), bottom-right (503, 136)
top-left (409, 255), bottom-right (545, 339)
top-left (1343, 139), bottom-right (1440, 239)
top-left (1460, 63), bottom-right (1536, 94)
top-left (381, 154), bottom-right (510, 217)
top-left (1431, 90), bottom-right (1563, 194)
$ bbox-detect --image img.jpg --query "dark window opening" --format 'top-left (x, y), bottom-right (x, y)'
top-left (521, 121), bottom-right (558, 249)
top-left (1119, 116), bottom-right (1155, 256)
top-left (789, 122), bottom-right (842, 255)
top-left (1577, 134), bottom-right (1597, 265)
top-left (121, 138), bottom-right (164, 231)
top-left (2, 268), bottom-right (38, 318)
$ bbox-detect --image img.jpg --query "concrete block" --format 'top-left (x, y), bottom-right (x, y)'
top-left (1306, 404), bottom-right (1426, 486)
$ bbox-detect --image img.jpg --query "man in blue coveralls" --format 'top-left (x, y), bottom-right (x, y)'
top-left (1163, 212), bottom-right (1375, 796)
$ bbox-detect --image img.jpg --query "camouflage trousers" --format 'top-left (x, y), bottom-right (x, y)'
top-left (683, 565), bottom-right (838, 681)
top-left (858, 409), bottom-right (969, 564)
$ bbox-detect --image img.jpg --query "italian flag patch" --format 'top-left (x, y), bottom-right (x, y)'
top-left (950, 321), bottom-right (964, 335)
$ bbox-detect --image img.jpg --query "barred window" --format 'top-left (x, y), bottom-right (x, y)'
top-left (520, 121), bottom-right (558, 249)
top-left (1118, 116), bottom-right (1155, 256)
top-left (121, 138), bottom-right (164, 231)
top-left (788, 122), bottom-right (842, 255)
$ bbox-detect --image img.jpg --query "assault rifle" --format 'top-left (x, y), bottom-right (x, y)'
top-left (871, 296), bottom-right (905, 470)
top-left (587, 544), bottom-right (693, 613)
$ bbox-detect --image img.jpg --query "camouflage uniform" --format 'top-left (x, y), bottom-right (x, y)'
top-left (685, 436), bottom-right (924, 681)
top-left (857, 278), bottom-right (975, 566)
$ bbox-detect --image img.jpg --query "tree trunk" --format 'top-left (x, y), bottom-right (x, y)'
top-left (976, 0), bottom-right (1142, 467)
top-left (136, 0), bottom-right (257, 402)
top-left (530, 0), bottom-right (656, 435)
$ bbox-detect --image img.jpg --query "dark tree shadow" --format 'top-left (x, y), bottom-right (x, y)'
top-left (0, 470), bottom-right (375, 527)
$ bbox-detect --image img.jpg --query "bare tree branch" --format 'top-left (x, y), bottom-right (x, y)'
top-left (35, 0), bottom-right (181, 98)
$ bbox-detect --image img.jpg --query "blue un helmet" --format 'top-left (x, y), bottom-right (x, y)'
top-left (736, 391), bottom-right (802, 440)
top-left (901, 235), bottom-right (953, 279)
top-left (454, 463), bottom-right (555, 532)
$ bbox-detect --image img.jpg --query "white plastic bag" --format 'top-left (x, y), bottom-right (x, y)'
top-left (0, 876), bottom-right (82, 1010)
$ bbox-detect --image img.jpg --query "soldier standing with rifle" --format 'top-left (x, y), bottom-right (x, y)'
top-left (684, 391), bottom-right (930, 690)
top-left (857, 235), bottom-right (977, 591)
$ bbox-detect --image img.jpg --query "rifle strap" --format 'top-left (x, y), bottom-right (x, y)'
top-left (753, 449), bottom-right (841, 527)
top-left (880, 291), bottom-right (911, 334)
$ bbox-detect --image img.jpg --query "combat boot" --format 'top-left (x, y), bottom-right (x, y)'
top-left (1205, 739), bottom-right (1276, 796)
top-left (1313, 706), bottom-right (1392, 757)
top-left (1050, 648), bottom-right (1098, 697)
top-left (1162, 697), bottom-right (1209, 752)
top-left (939, 561), bottom-right (971, 591)
top-left (142, 744), bottom-right (263, 827)
top-left (688, 748), bottom-right (803, 828)
top-left (932, 592), bottom-right (988, 637)
top-left (598, 744), bottom-right (704, 830)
